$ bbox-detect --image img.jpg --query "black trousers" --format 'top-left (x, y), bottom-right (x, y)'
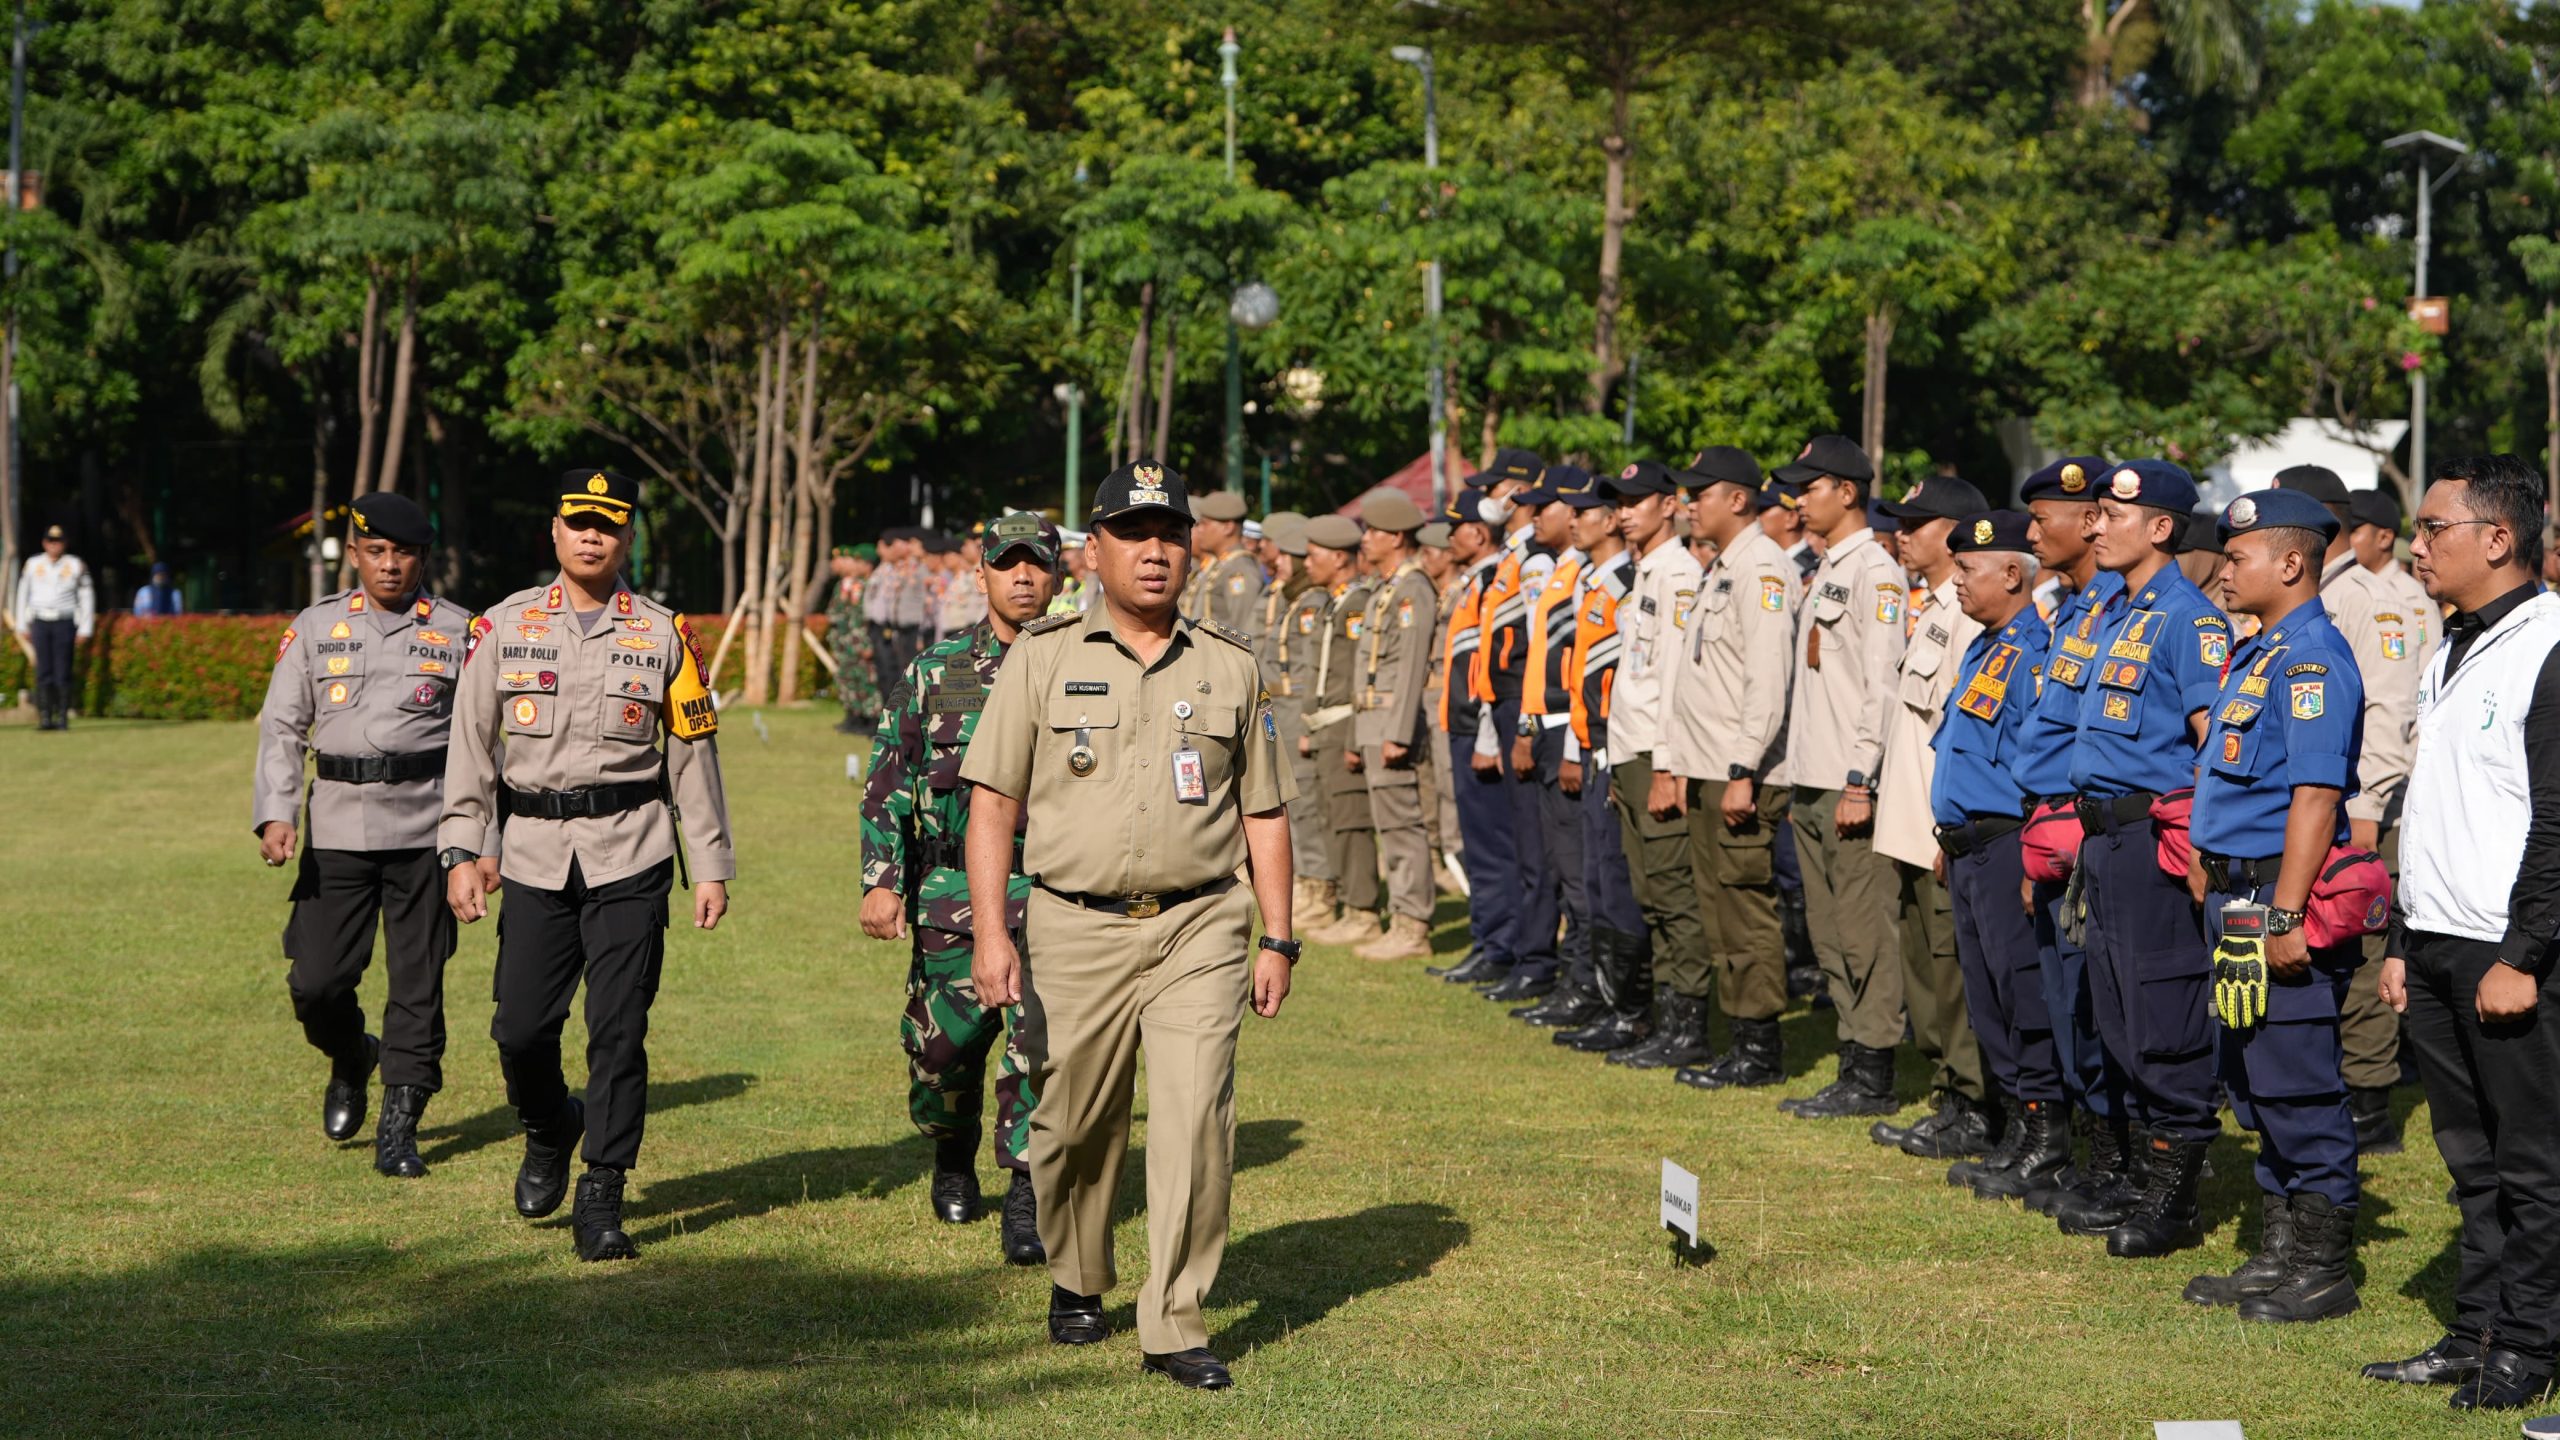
top-left (2402, 929), bottom-right (2560, 1362)
top-left (29, 616), bottom-right (73, 703)
top-left (490, 858), bottom-right (671, 1171)
top-left (1531, 725), bottom-right (1589, 991)
top-left (281, 846), bottom-right (455, 1090)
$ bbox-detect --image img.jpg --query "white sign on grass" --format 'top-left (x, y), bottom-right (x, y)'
top-left (2153, 1423), bottom-right (2245, 1439)
top-left (1660, 1159), bottom-right (1698, 1245)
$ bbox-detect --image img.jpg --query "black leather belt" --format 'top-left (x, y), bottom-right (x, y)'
top-left (502, 781), bottom-right (661, 820)
top-left (917, 838), bottom-right (968, 872)
top-left (316, 751), bottom-right (445, 784)
top-left (1935, 813), bottom-right (2024, 859)
top-left (2074, 791), bottom-right (2157, 835)
top-left (2198, 852), bottom-right (2275, 893)
top-left (1037, 875), bottom-right (1235, 920)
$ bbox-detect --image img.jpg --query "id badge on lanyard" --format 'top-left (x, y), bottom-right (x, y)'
top-left (1171, 698), bottom-right (1207, 804)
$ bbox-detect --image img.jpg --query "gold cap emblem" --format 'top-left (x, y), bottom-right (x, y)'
top-left (586, 474), bottom-right (609, 495)
top-left (1973, 518), bottom-right (1993, 544)
top-left (2059, 463), bottom-right (2087, 494)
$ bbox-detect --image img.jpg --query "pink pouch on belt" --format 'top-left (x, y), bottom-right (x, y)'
top-left (2020, 798), bottom-right (2080, 884)
top-left (2149, 788), bottom-right (2195, 881)
top-left (2306, 847), bottom-right (2393, 949)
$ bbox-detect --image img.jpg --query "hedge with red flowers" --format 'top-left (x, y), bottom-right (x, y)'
top-left (4, 613), bottom-right (836, 720)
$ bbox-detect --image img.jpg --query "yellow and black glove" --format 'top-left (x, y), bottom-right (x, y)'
top-left (2214, 904), bottom-right (2270, 1030)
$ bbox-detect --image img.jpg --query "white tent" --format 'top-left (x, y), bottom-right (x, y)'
top-left (2202, 417), bottom-right (2408, 511)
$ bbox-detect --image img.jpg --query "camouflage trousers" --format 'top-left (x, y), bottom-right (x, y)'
top-left (903, 927), bottom-right (1034, 1172)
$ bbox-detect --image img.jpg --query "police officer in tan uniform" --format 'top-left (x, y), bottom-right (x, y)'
top-left (960, 462), bottom-right (1296, 1393)
top-left (1273, 520), bottom-right (1334, 921)
top-left (1773, 435), bottom-right (1910, 1120)
top-left (1302, 516), bottom-right (1381, 944)
top-left (1183, 490), bottom-right (1263, 637)
top-left (440, 469), bottom-right (735, 1263)
top-left (1352, 491), bottom-right (1439, 960)
top-left (1659, 449), bottom-right (1796, 1091)
top-left (253, 493), bottom-right (483, 1178)
top-left (1868, 476), bottom-right (1994, 1156)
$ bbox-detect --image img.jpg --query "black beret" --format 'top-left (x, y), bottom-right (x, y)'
top-left (351, 492), bottom-right (433, 547)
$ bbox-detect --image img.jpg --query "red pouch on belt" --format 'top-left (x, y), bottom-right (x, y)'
top-left (2149, 788), bottom-right (2195, 881)
top-left (2306, 846), bottom-right (2393, 949)
top-left (2020, 799), bottom-right (2081, 884)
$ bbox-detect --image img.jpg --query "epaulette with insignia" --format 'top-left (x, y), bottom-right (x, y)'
top-left (1197, 620), bottom-right (1252, 651)
top-left (1021, 612), bottom-right (1081, 637)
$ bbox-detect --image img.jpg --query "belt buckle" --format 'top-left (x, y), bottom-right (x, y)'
top-left (1124, 894), bottom-right (1162, 919)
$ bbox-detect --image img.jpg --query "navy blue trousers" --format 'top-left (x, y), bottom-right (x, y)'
top-left (2035, 877), bottom-right (2120, 1119)
top-left (1532, 725), bottom-right (1588, 990)
top-left (1493, 698), bottom-right (1559, 982)
top-left (2207, 879), bottom-right (2358, 1208)
top-left (1949, 832), bottom-right (2062, 1105)
top-left (2078, 823), bottom-right (2218, 1142)
top-left (1447, 725), bottom-right (1520, 964)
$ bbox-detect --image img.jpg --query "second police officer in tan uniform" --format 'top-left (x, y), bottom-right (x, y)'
top-left (961, 462), bottom-right (1296, 1393)
top-left (252, 493), bottom-right (483, 1178)
top-left (1302, 514), bottom-right (1380, 943)
top-left (1353, 491), bottom-right (1440, 960)
top-left (440, 469), bottom-right (735, 1263)
top-left (1183, 489), bottom-right (1263, 637)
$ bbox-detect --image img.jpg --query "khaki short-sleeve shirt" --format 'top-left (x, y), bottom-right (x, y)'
top-left (961, 605), bottom-right (1293, 896)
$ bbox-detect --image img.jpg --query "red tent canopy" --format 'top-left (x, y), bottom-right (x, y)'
top-left (1336, 452), bottom-right (1478, 520)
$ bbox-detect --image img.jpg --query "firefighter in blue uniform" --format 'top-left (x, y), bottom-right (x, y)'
top-left (1930, 511), bottom-right (2071, 1202)
top-left (2182, 486), bottom-right (2367, 1323)
top-left (2067, 458), bottom-right (2232, 1258)
top-left (2008, 457), bottom-right (2133, 1228)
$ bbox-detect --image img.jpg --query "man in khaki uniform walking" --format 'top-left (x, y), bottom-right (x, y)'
top-left (1352, 492), bottom-right (1439, 960)
top-left (1659, 449), bottom-right (1796, 1091)
top-left (1302, 516), bottom-right (1381, 944)
top-left (1868, 476), bottom-right (1994, 1157)
top-left (1183, 490), bottom-right (1263, 637)
top-left (253, 493), bottom-right (484, 1179)
top-left (1773, 435), bottom-right (1909, 1120)
top-left (961, 462), bottom-right (1296, 1393)
top-left (440, 469), bottom-right (735, 1263)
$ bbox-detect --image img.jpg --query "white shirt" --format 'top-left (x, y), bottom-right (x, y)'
top-left (2402, 591), bottom-right (2560, 944)
top-left (16, 553), bottom-right (94, 636)
top-left (1610, 534), bottom-right (1703, 768)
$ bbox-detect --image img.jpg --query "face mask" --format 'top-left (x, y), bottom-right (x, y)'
top-left (1478, 496), bottom-right (1514, 527)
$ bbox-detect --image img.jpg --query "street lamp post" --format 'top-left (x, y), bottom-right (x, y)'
top-left (1065, 161), bottom-right (1088, 523)
top-left (1391, 44), bottom-right (1445, 511)
top-left (1221, 27), bottom-right (1244, 495)
top-left (2385, 129), bottom-right (2468, 497)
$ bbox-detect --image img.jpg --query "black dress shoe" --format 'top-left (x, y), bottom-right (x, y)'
top-left (572, 1167), bottom-right (639, 1262)
top-left (373, 1085), bottom-right (430, 1179)
top-left (2450, 1348), bottom-right (2553, 1411)
top-left (515, 1097), bottom-right (585, 1219)
top-left (1142, 1347), bottom-right (1234, 1391)
top-left (2362, 1334), bottom-right (2484, 1385)
top-left (931, 1167), bottom-right (983, 1224)
top-left (1048, 1285), bottom-right (1108, 1345)
top-left (1482, 969), bottom-right (1552, 1003)
top-left (1442, 953), bottom-right (1506, 985)
top-left (1001, 1171), bottom-right (1044, 1266)
top-left (1424, 946), bottom-right (1482, 979)
top-left (322, 1035), bottom-right (379, 1142)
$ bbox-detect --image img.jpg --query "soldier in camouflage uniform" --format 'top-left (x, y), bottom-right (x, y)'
top-left (826, 546), bottom-right (885, 734)
top-left (860, 512), bottom-right (1062, 1265)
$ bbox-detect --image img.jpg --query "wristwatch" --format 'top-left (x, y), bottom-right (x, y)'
top-left (2265, 907), bottom-right (2305, 936)
top-left (1727, 764), bottom-right (1753, 782)
top-left (1844, 770), bottom-right (1869, 790)
top-left (1258, 935), bottom-right (1302, 964)
top-left (438, 847), bottom-right (479, 873)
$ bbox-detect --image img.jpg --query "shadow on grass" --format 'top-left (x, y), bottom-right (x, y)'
top-left (418, 1071), bottom-right (758, 1169)
top-left (629, 1135), bottom-right (936, 1244)
top-left (1210, 1202), bottom-right (1468, 1357)
top-left (0, 1240), bottom-right (1075, 1437)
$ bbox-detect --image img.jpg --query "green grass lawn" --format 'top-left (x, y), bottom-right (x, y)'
top-left (0, 707), bottom-right (2500, 1437)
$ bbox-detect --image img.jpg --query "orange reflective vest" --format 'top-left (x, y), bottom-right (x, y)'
top-left (1470, 535), bottom-right (1551, 707)
top-left (1568, 553), bottom-right (1631, 752)
top-left (1521, 552), bottom-right (1584, 719)
top-left (1439, 559), bottom-right (1492, 734)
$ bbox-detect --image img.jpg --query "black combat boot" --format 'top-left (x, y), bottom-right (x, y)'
top-left (374, 1085), bottom-right (429, 1179)
top-left (572, 1166), bottom-right (639, 1262)
top-left (2184, 1190), bottom-right (2294, 1307)
top-left (1441, 950), bottom-right (1507, 986)
top-left (1563, 953), bottom-right (1656, 1053)
top-left (1971, 1100), bottom-right (2071, 1200)
top-left (1790, 1044), bottom-right (1901, 1120)
top-left (1612, 992), bottom-right (1710, 1070)
top-left (322, 1034), bottom-right (379, 1142)
top-left (1000, 1170), bottom-right (1044, 1266)
top-left (1778, 1043), bottom-right (1855, 1116)
top-left (1515, 976), bottom-right (1603, 1028)
top-left (2022, 1110), bottom-right (2095, 1214)
top-left (1872, 1093), bottom-right (1961, 1152)
top-left (1948, 1097), bottom-right (2023, 1189)
top-left (1781, 890), bottom-right (1825, 1007)
top-left (1677, 1015), bottom-right (1784, 1090)
top-left (2238, 1192), bottom-right (2360, 1324)
top-left (515, 1096), bottom-right (586, 1219)
top-left (1424, 944), bottom-right (1481, 979)
top-left (1903, 1093), bottom-right (1998, 1160)
top-left (1483, 966), bottom-right (1554, 1003)
top-left (2104, 1132), bottom-right (2211, 1258)
top-left (2350, 1086), bottom-right (2403, 1156)
top-left (2054, 1120), bottom-right (2148, 1232)
top-left (931, 1135), bottom-right (983, 1224)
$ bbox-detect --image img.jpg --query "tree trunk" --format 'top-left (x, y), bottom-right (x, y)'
top-left (2546, 304), bottom-right (2558, 499)
top-left (309, 394), bottom-right (330, 606)
top-left (338, 278), bottom-right (385, 588)
top-left (780, 327), bottom-right (821, 706)
top-left (1153, 308), bottom-right (1178, 462)
top-left (1585, 82), bottom-right (1632, 415)
top-left (0, 314), bottom-right (14, 621)
top-left (1478, 399), bottom-right (1500, 468)
top-left (741, 334), bottom-right (777, 706)
top-left (428, 405), bottom-right (469, 598)
top-left (755, 328), bottom-right (796, 706)
top-left (1126, 282), bottom-right (1154, 463)
top-left (1862, 305), bottom-right (1896, 464)
top-left (373, 267), bottom-right (421, 499)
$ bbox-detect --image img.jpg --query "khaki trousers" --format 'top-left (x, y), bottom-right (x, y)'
top-left (2344, 822), bottom-right (2404, 1090)
top-left (1281, 705), bottom-right (1330, 883)
top-left (1319, 723), bottom-right (1378, 912)
top-left (1363, 743), bottom-right (1432, 920)
top-left (1894, 858), bottom-right (1985, 1102)
top-left (1019, 881), bottom-right (1254, 1354)
top-left (1791, 787), bottom-right (1905, 1050)
top-left (1689, 779), bottom-right (1789, 1023)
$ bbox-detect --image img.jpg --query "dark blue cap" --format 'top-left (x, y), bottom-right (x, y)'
top-left (1560, 483), bottom-right (1614, 511)
top-left (1603, 460), bottom-right (1681, 498)
top-left (1519, 462), bottom-right (1594, 508)
top-left (1752, 476), bottom-right (1794, 511)
top-left (1472, 447), bottom-right (1545, 491)
top-left (2218, 487), bottom-right (2341, 545)
top-left (1866, 500), bottom-right (1901, 535)
top-left (2100, 459), bottom-right (2199, 513)
top-left (1444, 492), bottom-right (1497, 528)
top-left (2019, 456), bottom-right (2109, 504)
top-left (1949, 510), bottom-right (2034, 554)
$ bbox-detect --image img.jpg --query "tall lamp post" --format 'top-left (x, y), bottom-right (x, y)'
top-left (1063, 161), bottom-right (1089, 523)
top-left (1390, 44), bottom-right (1445, 511)
top-left (1220, 27), bottom-right (1244, 495)
top-left (2384, 129), bottom-right (2468, 496)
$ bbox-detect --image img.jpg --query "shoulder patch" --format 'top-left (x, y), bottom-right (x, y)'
top-left (2285, 661), bottom-right (2328, 676)
top-left (1198, 619), bottom-right (1253, 652)
top-left (2192, 615), bottom-right (2223, 628)
top-left (1021, 612), bottom-right (1081, 637)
